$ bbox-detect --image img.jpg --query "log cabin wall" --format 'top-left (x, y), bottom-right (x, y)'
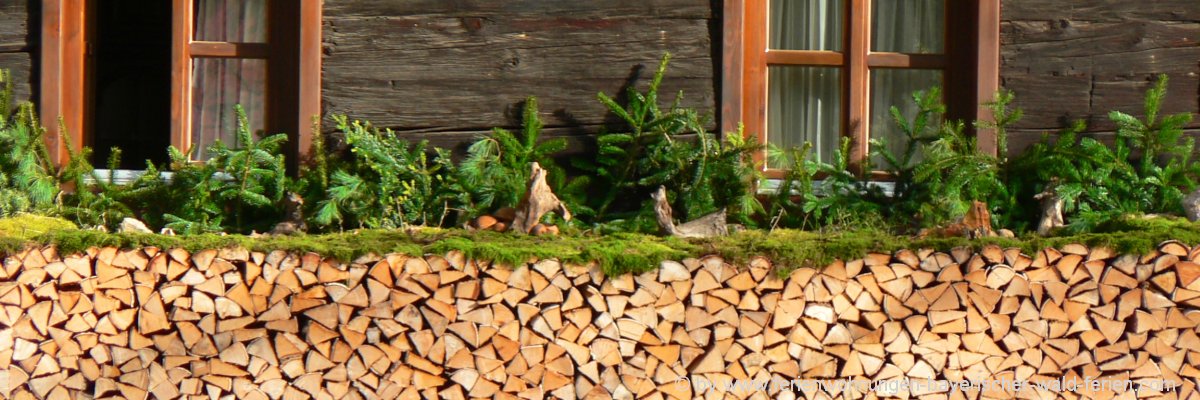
top-left (0, 0), bottom-right (34, 103)
top-left (319, 1), bottom-right (718, 152)
top-left (0, 0), bottom-right (1196, 158)
top-left (1000, 0), bottom-right (1200, 155)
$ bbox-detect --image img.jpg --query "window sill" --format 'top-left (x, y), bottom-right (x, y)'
top-left (85, 169), bottom-right (234, 185)
top-left (758, 178), bottom-right (897, 198)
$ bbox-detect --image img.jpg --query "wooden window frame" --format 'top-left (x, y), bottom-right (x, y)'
top-left (723, 0), bottom-right (1001, 178)
top-left (40, 0), bottom-right (323, 166)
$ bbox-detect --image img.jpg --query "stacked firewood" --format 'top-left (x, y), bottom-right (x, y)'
top-left (1, 240), bottom-right (1199, 399)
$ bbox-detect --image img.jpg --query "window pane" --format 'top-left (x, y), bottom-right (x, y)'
top-left (191, 58), bottom-right (267, 157)
top-left (768, 66), bottom-right (842, 166)
top-left (871, 0), bottom-right (944, 54)
top-left (869, 69), bottom-right (942, 168)
top-left (770, 0), bottom-right (844, 52)
top-left (194, 0), bottom-right (267, 43)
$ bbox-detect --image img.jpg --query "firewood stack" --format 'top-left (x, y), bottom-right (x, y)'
top-left (0, 241), bottom-right (1199, 399)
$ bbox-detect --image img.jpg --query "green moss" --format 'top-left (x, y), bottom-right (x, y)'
top-left (5, 215), bottom-right (1200, 276)
top-left (0, 214), bottom-right (77, 241)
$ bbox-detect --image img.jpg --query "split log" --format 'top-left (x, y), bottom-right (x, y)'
top-left (0, 239), bottom-right (1197, 399)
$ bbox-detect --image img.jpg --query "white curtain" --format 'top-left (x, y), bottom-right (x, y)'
top-left (768, 0), bottom-right (844, 165)
top-left (869, 0), bottom-right (945, 166)
top-left (872, 0), bottom-right (944, 54)
top-left (191, 0), bottom-right (268, 156)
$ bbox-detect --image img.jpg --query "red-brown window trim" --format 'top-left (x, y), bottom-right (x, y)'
top-left (722, 0), bottom-right (1002, 177)
top-left (40, 0), bottom-right (323, 166)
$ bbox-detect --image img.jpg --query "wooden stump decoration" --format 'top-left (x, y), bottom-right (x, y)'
top-left (509, 162), bottom-right (571, 234)
top-left (652, 186), bottom-right (728, 238)
top-left (1037, 184), bottom-right (1066, 236)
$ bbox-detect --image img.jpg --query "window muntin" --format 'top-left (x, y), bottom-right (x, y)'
top-left (758, 0), bottom-right (954, 173)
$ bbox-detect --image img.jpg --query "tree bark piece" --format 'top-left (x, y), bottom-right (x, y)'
top-left (651, 186), bottom-right (727, 238)
top-left (509, 162), bottom-right (571, 234)
top-left (1036, 184), bottom-right (1065, 236)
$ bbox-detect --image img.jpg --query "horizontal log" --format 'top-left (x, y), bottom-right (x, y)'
top-left (323, 0), bottom-right (712, 19)
top-left (1002, 0), bottom-right (1199, 22)
top-left (322, 16), bottom-right (714, 131)
top-left (1000, 18), bottom-right (1200, 132)
top-left (0, 52), bottom-right (33, 103)
top-left (0, 0), bottom-right (28, 52)
top-left (1007, 129), bottom-right (1200, 155)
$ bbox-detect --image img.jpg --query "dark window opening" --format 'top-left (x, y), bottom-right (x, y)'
top-left (89, 0), bottom-right (172, 168)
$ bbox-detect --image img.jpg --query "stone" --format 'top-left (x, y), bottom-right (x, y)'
top-left (119, 218), bottom-right (154, 234)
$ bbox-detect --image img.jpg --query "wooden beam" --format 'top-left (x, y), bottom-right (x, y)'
top-left (39, 0), bottom-right (63, 163)
top-left (189, 42), bottom-right (271, 59)
top-left (61, 0), bottom-right (85, 163)
top-left (720, 0), bottom-right (744, 137)
top-left (866, 53), bottom-right (947, 69)
top-left (741, 0), bottom-right (767, 169)
top-left (766, 50), bottom-right (845, 67)
top-left (846, 0), bottom-right (869, 174)
top-left (170, 0), bottom-right (192, 153)
top-left (39, 0), bottom-right (85, 165)
top-left (974, 0), bottom-right (1002, 157)
top-left (296, 0), bottom-right (323, 160)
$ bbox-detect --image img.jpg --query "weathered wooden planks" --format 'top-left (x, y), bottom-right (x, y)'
top-left (0, 0), bottom-right (32, 103)
top-left (321, 0), bottom-right (717, 149)
top-left (1000, 0), bottom-right (1200, 155)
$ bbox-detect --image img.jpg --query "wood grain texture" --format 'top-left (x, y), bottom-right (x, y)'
top-left (0, 0), bottom-right (29, 52)
top-left (4, 241), bottom-right (1200, 398)
top-left (1003, 1), bottom-right (1199, 22)
top-left (321, 1), bottom-right (716, 142)
top-left (0, 0), bottom-right (32, 103)
top-left (323, 1), bottom-right (712, 19)
top-left (0, 53), bottom-right (32, 103)
top-left (1000, 0), bottom-right (1200, 156)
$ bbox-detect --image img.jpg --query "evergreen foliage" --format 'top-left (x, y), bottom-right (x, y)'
top-left (765, 74), bottom-right (1195, 236)
top-left (0, 66), bottom-right (1196, 245)
top-left (1009, 75), bottom-right (1196, 233)
top-left (459, 96), bottom-right (567, 213)
top-left (0, 72), bottom-right (58, 215)
top-left (314, 116), bottom-right (467, 229)
top-left (566, 53), bottom-right (762, 230)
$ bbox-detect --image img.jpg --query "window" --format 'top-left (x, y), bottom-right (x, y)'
top-left (723, 0), bottom-right (1001, 175)
top-left (39, 0), bottom-right (322, 167)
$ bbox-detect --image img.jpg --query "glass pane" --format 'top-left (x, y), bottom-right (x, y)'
top-left (770, 0), bottom-right (845, 51)
top-left (768, 66), bottom-right (842, 167)
top-left (869, 69), bottom-right (943, 168)
top-left (191, 58), bottom-right (267, 157)
top-left (871, 0), bottom-right (944, 54)
top-left (194, 0), bottom-right (267, 43)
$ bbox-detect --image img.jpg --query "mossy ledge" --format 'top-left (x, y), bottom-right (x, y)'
top-left (4, 216), bottom-right (1200, 276)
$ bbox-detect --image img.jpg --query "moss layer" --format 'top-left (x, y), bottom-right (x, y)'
top-left (2, 215), bottom-right (1198, 276)
top-left (0, 214), bottom-right (77, 241)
